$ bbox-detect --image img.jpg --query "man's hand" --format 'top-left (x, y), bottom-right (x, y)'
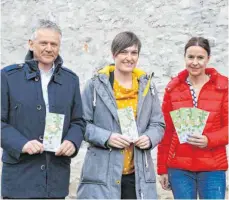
top-left (55, 140), bottom-right (76, 156)
top-left (187, 134), bottom-right (208, 148)
top-left (134, 135), bottom-right (151, 149)
top-left (159, 174), bottom-right (171, 190)
top-left (107, 133), bottom-right (132, 149)
top-left (22, 140), bottom-right (44, 155)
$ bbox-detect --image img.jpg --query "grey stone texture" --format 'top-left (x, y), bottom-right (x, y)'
top-left (1, 0), bottom-right (228, 199)
top-left (1, 0), bottom-right (228, 96)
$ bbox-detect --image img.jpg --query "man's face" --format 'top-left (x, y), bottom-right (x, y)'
top-left (113, 45), bottom-right (139, 73)
top-left (29, 28), bottom-right (61, 68)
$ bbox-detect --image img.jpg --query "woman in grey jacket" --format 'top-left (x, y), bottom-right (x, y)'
top-left (77, 31), bottom-right (165, 199)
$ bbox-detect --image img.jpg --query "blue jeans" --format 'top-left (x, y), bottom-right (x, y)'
top-left (168, 168), bottom-right (226, 199)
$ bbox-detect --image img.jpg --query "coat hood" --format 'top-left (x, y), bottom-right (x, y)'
top-left (97, 65), bottom-right (152, 96)
top-left (98, 65), bottom-right (147, 80)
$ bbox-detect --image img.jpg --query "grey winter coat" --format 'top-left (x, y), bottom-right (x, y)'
top-left (77, 66), bottom-right (165, 199)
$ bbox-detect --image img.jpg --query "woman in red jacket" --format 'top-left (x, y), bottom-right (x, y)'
top-left (157, 37), bottom-right (228, 199)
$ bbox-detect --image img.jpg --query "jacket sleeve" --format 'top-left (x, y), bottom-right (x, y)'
top-left (1, 70), bottom-right (29, 160)
top-left (204, 89), bottom-right (228, 148)
top-left (82, 79), bottom-right (112, 148)
top-left (63, 76), bottom-right (85, 157)
top-left (157, 90), bottom-right (174, 175)
top-left (143, 82), bottom-right (165, 149)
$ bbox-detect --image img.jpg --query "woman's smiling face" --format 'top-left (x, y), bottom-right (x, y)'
top-left (185, 45), bottom-right (210, 77)
top-left (113, 45), bottom-right (139, 74)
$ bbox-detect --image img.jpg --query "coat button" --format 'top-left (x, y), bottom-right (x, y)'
top-left (39, 135), bottom-right (43, 141)
top-left (116, 180), bottom-right (121, 184)
top-left (37, 105), bottom-right (42, 110)
top-left (35, 76), bottom-right (40, 81)
top-left (41, 165), bottom-right (45, 170)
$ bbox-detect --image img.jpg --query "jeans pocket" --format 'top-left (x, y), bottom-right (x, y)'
top-left (81, 146), bottom-right (110, 185)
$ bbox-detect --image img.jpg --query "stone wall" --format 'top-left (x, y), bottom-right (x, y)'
top-left (1, 0), bottom-right (228, 198)
top-left (1, 0), bottom-right (228, 99)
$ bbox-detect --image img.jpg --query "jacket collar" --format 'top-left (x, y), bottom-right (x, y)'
top-left (98, 64), bottom-right (147, 78)
top-left (24, 50), bottom-right (63, 84)
top-left (97, 64), bottom-right (148, 86)
top-left (178, 68), bottom-right (218, 82)
top-left (169, 67), bottom-right (228, 91)
top-left (94, 65), bottom-right (151, 124)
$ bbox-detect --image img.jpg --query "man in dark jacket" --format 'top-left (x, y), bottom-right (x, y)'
top-left (1, 19), bottom-right (85, 199)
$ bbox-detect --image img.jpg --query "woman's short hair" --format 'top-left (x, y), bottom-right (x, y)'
top-left (111, 31), bottom-right (141, 56)
top-left (184, 37), bottom-right (211, 56)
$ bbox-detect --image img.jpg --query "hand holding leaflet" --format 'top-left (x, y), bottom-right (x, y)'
top-left (43, 112), bottom-right (65, 152)
top-left (170, 108), bottom-right (209, 144)
top-left (117, 107), bottom-right (139, 141)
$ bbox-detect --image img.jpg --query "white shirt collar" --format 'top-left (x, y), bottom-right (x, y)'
top-left (40, 64), bottom-right (55, 75)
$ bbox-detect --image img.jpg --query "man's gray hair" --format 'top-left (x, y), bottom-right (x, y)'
top-left (30, 19), bottom-right (62, 40)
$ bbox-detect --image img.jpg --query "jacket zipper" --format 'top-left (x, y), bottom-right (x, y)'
top-left (186, 78), bottom-right (210, 168)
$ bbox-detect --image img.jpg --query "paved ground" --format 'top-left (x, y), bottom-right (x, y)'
top-left (67, 143), bottom-right (173, 199)
top-left (0, 145), bottom-right (173, 199)
top-left (0, 145), bottom-right (228, 199)
top-left (68, 144), bottom-right (229, 199)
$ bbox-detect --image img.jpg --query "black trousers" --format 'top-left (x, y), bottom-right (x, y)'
top-left (121, 173), bottom-right (137, 199)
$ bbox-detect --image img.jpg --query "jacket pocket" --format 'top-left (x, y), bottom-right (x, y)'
top-left (81, 146), bottom-right (110, 185)
top-left (142, 150), bottom-right (156, 183)
top-left (57, 157), bottom-right (71, 166)
top-left (2, 151), bottom-right (20, 164)
top-left (9, 102), bottom-right (22, 127)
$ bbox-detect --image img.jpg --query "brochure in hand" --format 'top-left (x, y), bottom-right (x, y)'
top-left (43, 112), bottom-right (65, 152)
top-left (117, 107), bottom-right (139, 141)
top-left (170, 108), bottom-right (209, 144)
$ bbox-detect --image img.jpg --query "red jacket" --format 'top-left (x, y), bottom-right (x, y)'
top-left (157, 68), bottom-right (228, 175)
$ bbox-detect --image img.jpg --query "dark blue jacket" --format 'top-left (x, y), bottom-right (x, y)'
top-left (1, 51), bottom-right (85, 198)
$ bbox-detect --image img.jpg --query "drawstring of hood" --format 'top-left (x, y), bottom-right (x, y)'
top-left (93, 87), bottom-right (97, 107)
top-left (144, 151), bottom-right (148, 168)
